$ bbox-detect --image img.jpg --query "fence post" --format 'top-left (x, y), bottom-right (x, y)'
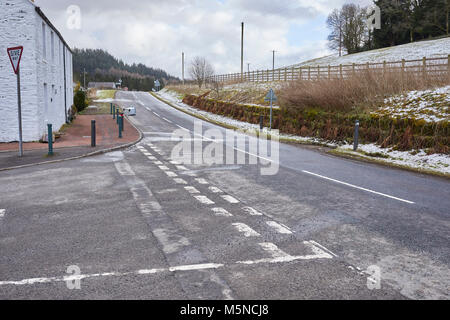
top-left (299, 67), bottom-right (302, 81)
top-left (328, 65), bottom-right (331, 80)
top-left (401, 59), bottom-right (405, 85)
top-left (317, 65), bottom-right (320, 80)
top-left (383, 61), bottom-right (386, 76)
top-left (448, 54), bottom-right (450, 82)
top-left (340, 64), bottom-right (343, 79)
top-left (352, 63), bottom-right (356, 76)
top-left (422, 57), bottom-right (426, 78)
top-left (284, 68), bottom-right (287, 81)
top-left (308, 66), bottom-right (311, 81)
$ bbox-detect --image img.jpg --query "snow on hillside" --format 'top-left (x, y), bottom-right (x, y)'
top-left (292, 38), bottom-right (450, 67)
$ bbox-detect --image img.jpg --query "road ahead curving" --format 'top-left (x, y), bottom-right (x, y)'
top-left (0, 91), bottom-right (448, 299)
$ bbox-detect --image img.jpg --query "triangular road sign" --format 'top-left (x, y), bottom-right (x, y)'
top-left (7, 46), bottom-right (23, 74)
top-left (264, 88), bottom-right (277, 102)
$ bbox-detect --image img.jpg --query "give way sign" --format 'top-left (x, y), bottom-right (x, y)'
top-left (7, 46), bottom-right (24, 74)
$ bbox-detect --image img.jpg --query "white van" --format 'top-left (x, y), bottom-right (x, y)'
top-left (124, 106), bottom-right (136, 116)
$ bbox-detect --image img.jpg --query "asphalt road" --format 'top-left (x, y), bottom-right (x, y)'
top-left (0, 91), bottom-right (448, 300)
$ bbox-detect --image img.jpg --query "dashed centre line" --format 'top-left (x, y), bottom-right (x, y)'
top-left (221, 195), bottom-right (240, 204)
top-left (173, 178), bottom-right (188, 185)
top-left (208, 186), bottom-right (223, 193)
top-left (266, 221), bottom-right (293, 234)
top-left (0, 209), bottom-right (5, 219)
top-left (193, 195), bottom-right (215, 205)
top-left (242, 207), bottom-right (263, 216)
top-left (184, 186), bottom-right (200, 194)
top-left (195, 178), bottom-right (209, 185)
top-left (211, 207), bottom-right (233, 217)
top-left (232, 223), bottom-right (260, 237)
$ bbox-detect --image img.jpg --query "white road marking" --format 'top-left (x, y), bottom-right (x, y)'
top-left (208, 186), bottom-right (223, 193)
top-left (221, 195), bottom-right (240, 204)
top-left (168, 263), bottom-right (223, 272)
top-left (176, 165), bottom-right (188, 171)
top-left (211, 207), bottom-right (233, 217)
top-left (153, 112), bottom-right (160, 117)
top-left (176, 124), bottom-right (190, 132)
top-left (147, 156), bottom-right (157, 160)
top-left (242, 207), bottom-right (263, 216)
top-left (259, 242), bottom-right (292, 259)
top-left (173, 178), bottom-right (188, 185)
top-left (193, 195), bottom-right (215, 205)
top-left (163, 117), bottom-right (173, 124)
top-left (184, 186), bottom-right (200, 194)
top-left (302, 170), bottom-right (415, 204)
top-left (165, 171), bottom-right (178, 178)
top-left (114, 162), bottom-right (135, 176)
top-left (158, 165), bottom-right (170, 171)
top-left (0, 241), bottom-right (333, 287)
top-left (308, 240), bottom-right (338, 257)
top-left (232, 223), bottom-right (260, 237)
top-left (266, 221), bottom-right (293, 234)
top-left (0, 209), bottom-right (5, 219)
top-left (153, 161), bottom-right (163, 165)
top-left (170, 160), bottom-right (181, 165)
top-left (237, 241), bottom-right (333, 265)
top-left (195, 178), bottom-right (209, 185)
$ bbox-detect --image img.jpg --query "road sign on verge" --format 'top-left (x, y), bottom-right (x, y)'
top-left (264, 88), bottom-right (277, 102)
top-left (7, 46), bottom-right (24, 157)
top-left (7, 46), bottom-right (23, 74)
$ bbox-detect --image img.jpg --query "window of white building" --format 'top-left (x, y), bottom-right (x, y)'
top-left (51, 31), bottom-right (55, 63)
top-left (42, 23), bottom-right (46, 60)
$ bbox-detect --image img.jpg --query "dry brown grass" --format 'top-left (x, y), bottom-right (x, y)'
top-left (280, 70), bottom-right (449, 112)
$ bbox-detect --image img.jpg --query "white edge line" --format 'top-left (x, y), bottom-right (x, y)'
top-left (302, 170), bottom-right (415, 204)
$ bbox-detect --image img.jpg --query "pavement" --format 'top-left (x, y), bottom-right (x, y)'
top-left (0, 114), bottom-right (140, 171)
top-left (0, 91), bottom-right (448, 300)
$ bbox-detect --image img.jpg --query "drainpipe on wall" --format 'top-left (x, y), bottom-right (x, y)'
top-left (63, 47), bottom-right (67, 123)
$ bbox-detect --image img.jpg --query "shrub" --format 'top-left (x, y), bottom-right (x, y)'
top-left (74, 90), bottom-right (88, 113)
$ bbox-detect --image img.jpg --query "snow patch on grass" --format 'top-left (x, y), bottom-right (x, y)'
top-left (338, 143), bottom-right (450, 175)
top-left (374, 86), bottom-right (450, 122)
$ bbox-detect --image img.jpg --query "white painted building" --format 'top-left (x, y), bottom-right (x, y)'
top-left (0, 0), bottom-right (73, 142)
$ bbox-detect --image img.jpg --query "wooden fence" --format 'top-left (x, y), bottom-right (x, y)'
top-left (209, 56), bottom-right (450, 83)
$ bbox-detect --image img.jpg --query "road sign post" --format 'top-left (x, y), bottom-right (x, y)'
top-left (7, 46), bottom-right (24, 157)
top-left (264, 89), bottom-right (277, 130)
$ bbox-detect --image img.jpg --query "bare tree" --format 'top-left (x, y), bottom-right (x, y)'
top-left (189, 56), bottom-right (214, 89)
top-left (327, 4), bottom-right (368, 55)
top-left (327, 9), bottom-right (344, 56)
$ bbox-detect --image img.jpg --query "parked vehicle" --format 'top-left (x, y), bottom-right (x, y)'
top-left (124, 106), bottom-right (136, 116)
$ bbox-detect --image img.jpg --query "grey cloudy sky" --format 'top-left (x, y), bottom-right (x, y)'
top-left (34, 0), bottom-right (371, 78)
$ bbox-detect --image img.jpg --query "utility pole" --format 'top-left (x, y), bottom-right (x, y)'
top-left (83, 68), bottom-right (86, 89)
top-left (182, 52), bottom-right (185, 85)
top-left (272, 50), bottom-right (276, 71)
top-left (241, 22), bottom-right (244, 80)
top-left (247, 63), bottom-right (250, 72)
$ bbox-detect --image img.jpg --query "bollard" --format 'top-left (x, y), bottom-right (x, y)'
top-left (110, 103), bottom-right (113, 115)
top-left (121, 113), bottom-right (125, 132)
top-left (116, 109), bottom-right (119, 125)
top-left (47, 123), bottom-right (53, 156)
top-left (353, 120), bottom-right (359, 151)
top-left (260, 115), bottom-right (264, 131)
top-left (91, 120), bottom-right (96, 147)
top-left (118, 114), bottom-right (123, 138)
top-left (113, 105), bottom-right (116, 119)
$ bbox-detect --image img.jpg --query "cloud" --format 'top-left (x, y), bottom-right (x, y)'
top-left (34, 0), bottom-right (371, 78)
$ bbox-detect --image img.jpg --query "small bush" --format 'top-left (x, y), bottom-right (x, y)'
top-left (74, 90), bottom-right (88, 113)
